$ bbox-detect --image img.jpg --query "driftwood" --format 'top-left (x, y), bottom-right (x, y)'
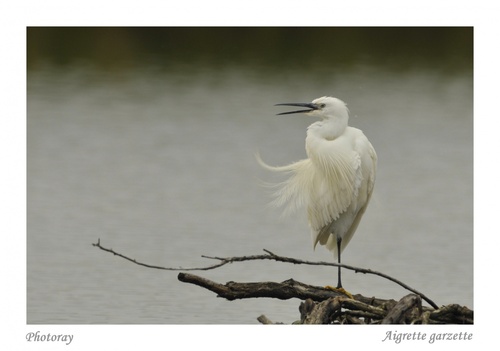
top-left (92, 239), bottom-right (473, 324)
top-left (177, 272), bottom-right (473, 324)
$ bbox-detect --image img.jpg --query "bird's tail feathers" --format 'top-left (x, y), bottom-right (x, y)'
top-left (256, 152), bottom-right (311, 216)
top-left (255, 152), bottom-right (300, 173)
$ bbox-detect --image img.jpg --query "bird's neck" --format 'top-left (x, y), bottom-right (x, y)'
top-left (308, 118), bottom-right (348, 141)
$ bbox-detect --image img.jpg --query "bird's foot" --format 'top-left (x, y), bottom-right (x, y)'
top-left (324, 285), bottom-right (353, 299)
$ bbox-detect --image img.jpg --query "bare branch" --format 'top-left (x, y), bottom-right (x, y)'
top-left (92, 239), bottom-right (438, 309)
top-left (177, 273), bottom-right (349, 300)
top-left (92, 238), bottom-right (227, 271)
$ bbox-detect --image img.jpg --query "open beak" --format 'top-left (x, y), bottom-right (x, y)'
top-left (275, 102), bottom-right (320, 115)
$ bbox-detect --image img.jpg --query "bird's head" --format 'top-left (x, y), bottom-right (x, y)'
top-left (275, 96), bottom-right (349, 121)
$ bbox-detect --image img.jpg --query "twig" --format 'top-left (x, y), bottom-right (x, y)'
top-left (91, 238), bottom-right (228, 271)
top-left (92, 239), bottom-right (439, 309)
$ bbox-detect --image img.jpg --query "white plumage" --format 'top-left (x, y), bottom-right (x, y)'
top-left (258, 96), bottom-right (377, 288)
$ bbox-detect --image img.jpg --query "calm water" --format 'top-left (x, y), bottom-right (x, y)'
top-left (27, 65), bottom-right (473, 324)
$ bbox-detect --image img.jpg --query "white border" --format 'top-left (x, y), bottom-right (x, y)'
top-left (3, 1), bottom-right (499, 349)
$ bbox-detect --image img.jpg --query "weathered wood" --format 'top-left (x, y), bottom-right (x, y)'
top-left (429, 304), bottom-right (474, 324)
top-left (300, 298), bottom-right (341, 324)
top-left (177, 273), bottom-right (348, 300)
top-left (297, 294), bottom-right (473, 325)
top-left (257, 315), bottom-right (283, 324)
top-left (299, 297), bottom-right (388, 324)
top-left (178, 273), bottom-right (473, 324)
top-left (381, 294), bottom-right (422, 324)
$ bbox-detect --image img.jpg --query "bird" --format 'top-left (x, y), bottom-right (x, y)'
top-left (257, 96), bottom-right (377, 293)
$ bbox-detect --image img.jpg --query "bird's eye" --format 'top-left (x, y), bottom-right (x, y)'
top-left (320, 104), bottom-right (326, 108)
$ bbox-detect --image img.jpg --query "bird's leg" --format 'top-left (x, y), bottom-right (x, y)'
top-left (324, 237), bottom-right (353, 299)
top-left (336, 236), bottom-right (342, 288)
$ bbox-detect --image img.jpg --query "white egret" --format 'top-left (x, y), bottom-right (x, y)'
top-left (258, 96), bottom-right (377, 292)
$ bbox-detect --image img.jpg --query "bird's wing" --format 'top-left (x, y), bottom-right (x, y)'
top-left (307, 143), bottom-right (362, 233)
top-left (311, 132), bottom-right (377, 253)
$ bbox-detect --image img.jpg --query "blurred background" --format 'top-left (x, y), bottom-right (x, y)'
top-left (27, 27), bottom-right (473, 324)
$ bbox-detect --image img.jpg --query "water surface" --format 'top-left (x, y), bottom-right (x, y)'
top-left (27, 65), bottom-right (473, 323)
